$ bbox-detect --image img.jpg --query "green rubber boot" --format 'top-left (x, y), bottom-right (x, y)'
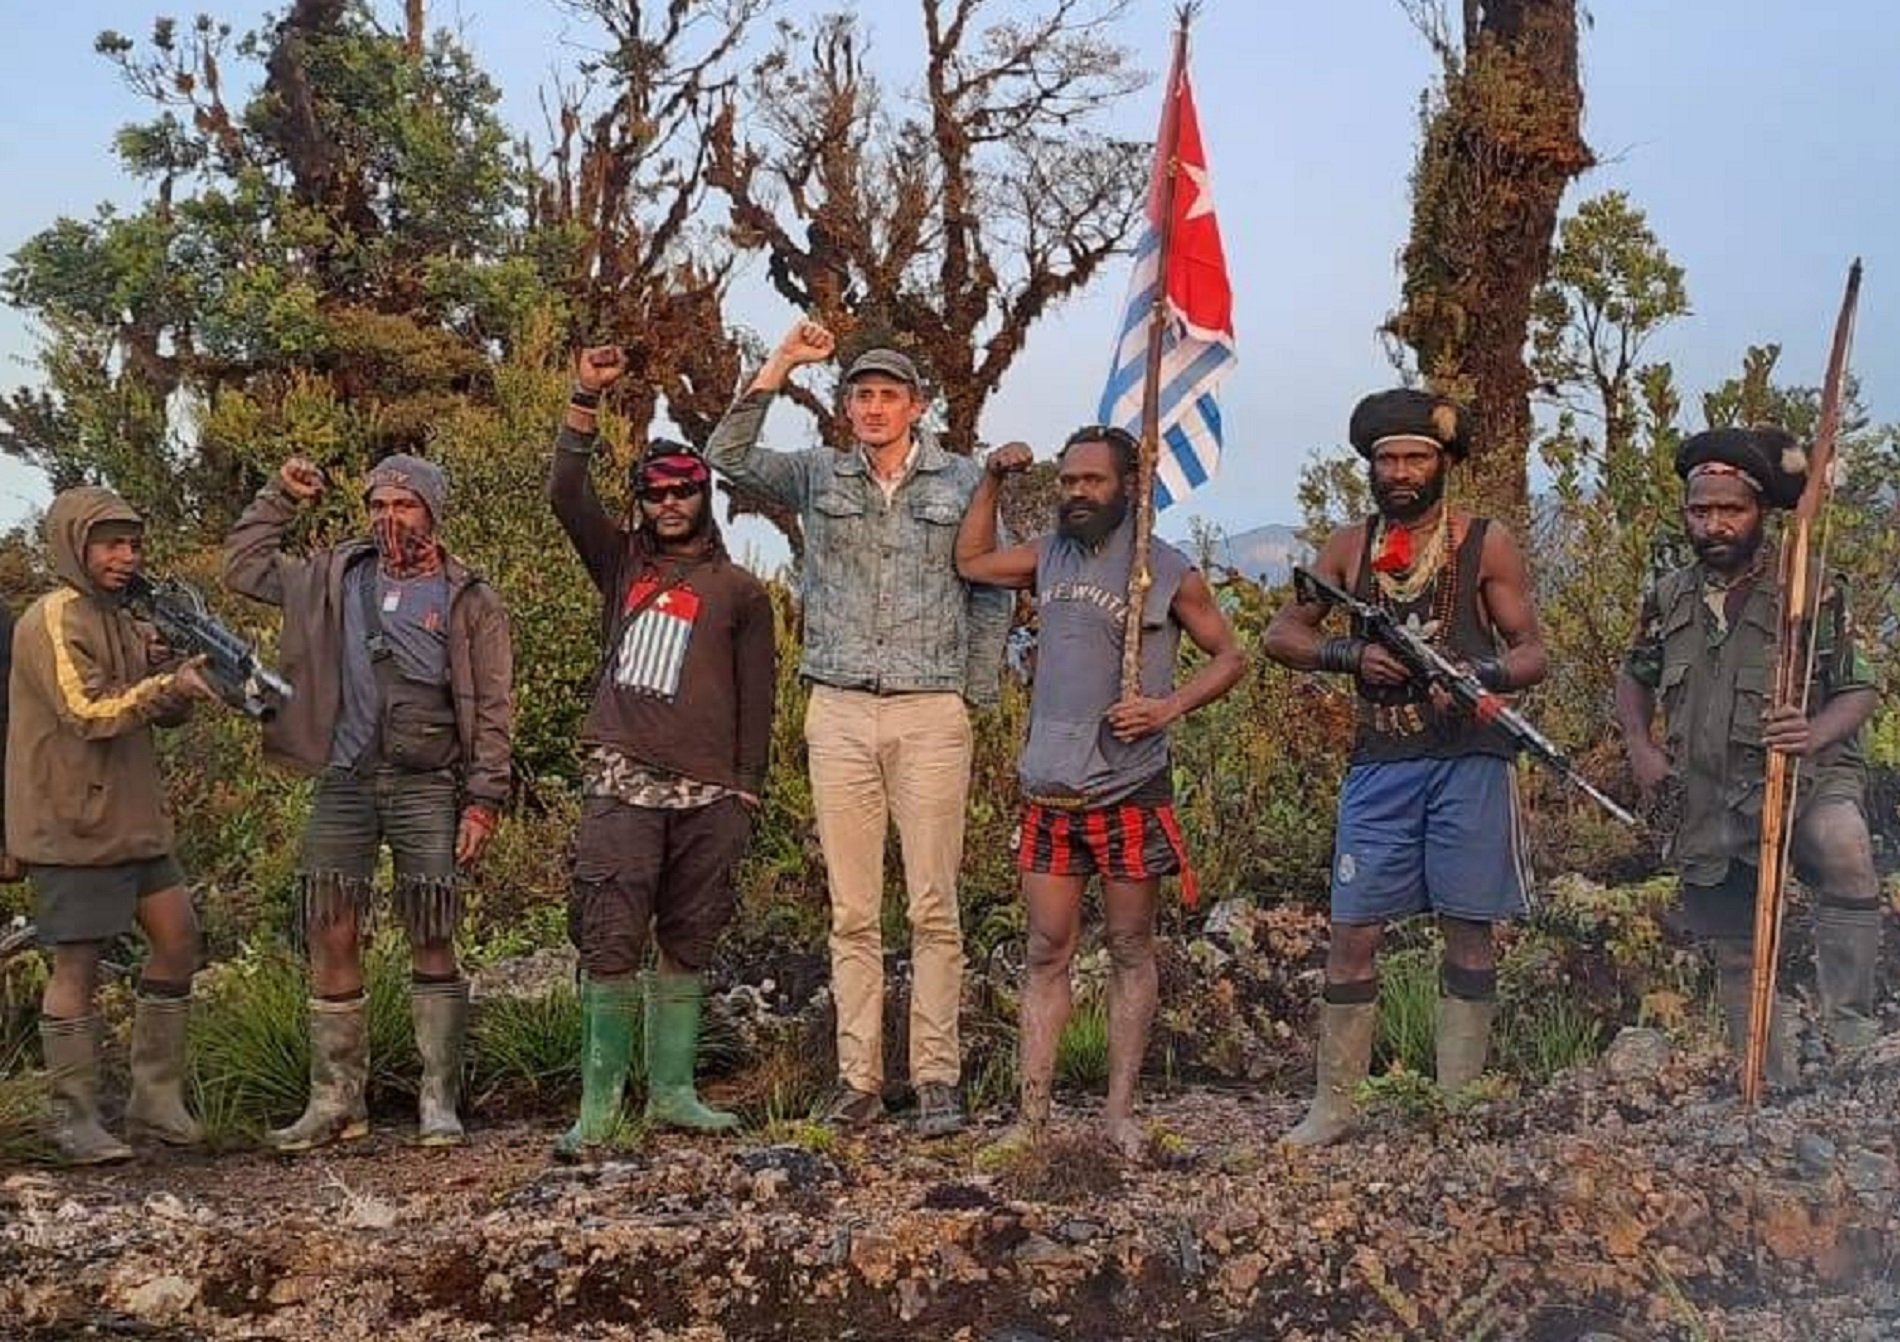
top-left (553, 976), bottom-right (639, 1160)
top-left (642, 972), bottom-right (739, 1133)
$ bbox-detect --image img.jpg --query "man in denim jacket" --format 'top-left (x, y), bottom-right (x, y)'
top-left (708, 320), bottom-right (1010, 1135)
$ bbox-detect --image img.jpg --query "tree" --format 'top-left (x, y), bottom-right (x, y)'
top-left (706, 0), bottom-right (1147, 454)
top-left (1530, 190), bottom-right (1689, 514)
top-left (1386, 0), bottom-right (1594, 518)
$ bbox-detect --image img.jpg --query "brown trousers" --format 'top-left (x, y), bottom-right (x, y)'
top-left (804, 685), bottom-right (971, 1091)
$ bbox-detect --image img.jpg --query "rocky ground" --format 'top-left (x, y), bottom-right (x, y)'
top-left (3, 1022), bottom-right (1898, 1342)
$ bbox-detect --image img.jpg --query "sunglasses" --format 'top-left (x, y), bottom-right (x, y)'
top-left (640, 481), bottom-right (705, 503)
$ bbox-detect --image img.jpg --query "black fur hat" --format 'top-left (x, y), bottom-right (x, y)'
top-left (1674, 426), bottom-right (1808, 510)
top-left (1348, 388), bottom-right (1471, 461)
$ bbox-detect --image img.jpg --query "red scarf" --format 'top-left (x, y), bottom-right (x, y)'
top-left (373, 515), bottom-right (444, 579)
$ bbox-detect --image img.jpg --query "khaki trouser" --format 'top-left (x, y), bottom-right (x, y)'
top-left (805, 685), bottom-right (972, 1091)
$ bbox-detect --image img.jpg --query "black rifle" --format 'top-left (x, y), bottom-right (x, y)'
top-left (1292, 565), bottom-right (1636, 826)
top-left (123, 573), bottom-right (293, 721)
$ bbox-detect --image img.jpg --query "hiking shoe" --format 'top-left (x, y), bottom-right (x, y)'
top-left (914, 1082), bottom-right (965, 1138)
top-left (820, 1083), bottom-right (885, 1128)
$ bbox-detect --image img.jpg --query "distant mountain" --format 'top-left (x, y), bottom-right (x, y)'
top-left (1169, 522), bottom-right (1308, 585)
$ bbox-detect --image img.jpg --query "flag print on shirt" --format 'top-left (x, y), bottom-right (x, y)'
top-left (614, 577), bottom-right (701, 700)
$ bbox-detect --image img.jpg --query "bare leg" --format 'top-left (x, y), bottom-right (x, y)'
top-left (309, 913), bottom-right (365, 999)
top-left (133, 885), bottom-right (201, 984)
top-left (1326, 921), bottom-right (1384, 989)
top-left (1019, 872), bottom-right (1084, 1138)
top-left (42, 942), bottom-right (101, 1020)
top-left (411, 938), bottom-right (457, 980)
top-left (1101, 877), bottom-right (1161, 1159)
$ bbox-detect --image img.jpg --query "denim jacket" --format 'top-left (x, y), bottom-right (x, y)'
top-left (707, 389), bottom-right (1009, 704)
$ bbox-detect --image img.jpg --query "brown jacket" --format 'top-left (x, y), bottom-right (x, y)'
top-left (5, 488), bottom-right (194, 865)
top-left (222, 483), bottom-right (515, 807)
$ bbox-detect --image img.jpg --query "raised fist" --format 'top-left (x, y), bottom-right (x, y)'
top-left (773, 320), bottom-right (836, 368)
top-left (985, 441), bottom-right (1034, 477)
top-left (279, 457), bottom-right (325, 505)
top-left (577, 345), bottom-right (630, 393)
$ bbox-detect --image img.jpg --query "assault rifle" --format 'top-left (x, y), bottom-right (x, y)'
top-left (123, 573), bottom-right (292, 721)
top-left (1292, 566), bottom-right (1637, 826)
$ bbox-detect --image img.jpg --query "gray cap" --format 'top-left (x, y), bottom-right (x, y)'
top-left (364, 452), bottom-right (450, 522)
top-left (843, 347), bottom-right (922, 389)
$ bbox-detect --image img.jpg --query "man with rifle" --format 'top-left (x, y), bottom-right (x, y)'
top-left (1615, 427), bottom-right (1882, 1084)
top-left (1264, 389), bottom-right (1548, 1147)
top-left (224, 453), bottom-right (514, 1150)
top-left (7, 486), bottom-right (225, 1163)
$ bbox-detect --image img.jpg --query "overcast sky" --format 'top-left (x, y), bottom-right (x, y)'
top-left (2, 0), bottom-right (1896, 548)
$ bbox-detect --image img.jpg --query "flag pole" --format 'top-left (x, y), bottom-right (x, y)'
top-left (1121, 7), bottom-right (1194, 699)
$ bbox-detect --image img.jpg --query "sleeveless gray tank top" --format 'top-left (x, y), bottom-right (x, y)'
top-left (1018, 521), bottom-right (1190, 805)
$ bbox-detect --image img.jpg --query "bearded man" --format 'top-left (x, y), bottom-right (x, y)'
top-left (547, 346), bottom-right (776, 1156)
top-left (1615, 427), bottom-right (1882, 1085)
top-left (1262, 388), bottom-right (1548, 1147)
top-left (224, 452), bottom-right (515, 1150)
top-left (956, 426), bottom-right (1245, 1157)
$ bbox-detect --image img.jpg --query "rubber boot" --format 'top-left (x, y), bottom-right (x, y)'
top-left (123, 994), bottom-right (202, 1146)
top-left (553, 976), bottom-right (640, 1160)
top-left (413, 979), bottom-right (469, 1147)
top-left (1812, 903), bottom-right (1882, 1057)
top-left (642, 972), bottom-right (739, 1133)
top-left (1714, 948), bottom-right (1799, 1091)
top-left (39, 1016), bottom-right (133, 1166)
top-left (1434, 995), bottom-right (1496, 1092)
top-left (268, 997), bottom-right (371, 1152)
top-left (1281, 1000), bottom-right (1377, 1148)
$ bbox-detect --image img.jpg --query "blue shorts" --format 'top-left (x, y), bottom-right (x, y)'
top-left (1328, 755), bottom-right (1530, 925)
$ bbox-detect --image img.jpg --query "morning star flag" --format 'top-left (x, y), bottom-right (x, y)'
top-left (1096, 29), bottom-right (1236, 509)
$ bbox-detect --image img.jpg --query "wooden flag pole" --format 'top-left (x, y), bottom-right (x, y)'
top-left (1741, 258), bottom-right (1862, 1106)
top-left (1120, 7), bottom-right (1195, 699)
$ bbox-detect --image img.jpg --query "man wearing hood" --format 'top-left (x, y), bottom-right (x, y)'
top-left (547, 346), bottom-right (776, 1156)
top-left (8, 486), bottom-right (222, 1163)
top-left (1616, 426), bottom-right (1882, 1084)
top-left (223, 451), bottom-right (514, 1150)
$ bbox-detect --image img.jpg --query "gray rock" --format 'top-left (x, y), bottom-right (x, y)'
top-left (1842, 1148), bottom-right (1898, 1194)
top-left (1793, 1133), bottom-right (1838, 1179)
top-left (1601, 1027), bottom-right (1672, 1084)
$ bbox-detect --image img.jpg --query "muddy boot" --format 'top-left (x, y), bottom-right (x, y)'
top-left (123, 993), bottom-right (202, 1146)
top-left (1434, 995), bottom-right (1496, 1092)
top-left (39, 1016), bottom-right (133, 1166)
top-left (1714, 948), bottom-right (1799, 1091)
top-left (268, 996), bottom-right (371, 1152)
top-left (643, 972), bottom-right (739, 1133)
top-left (553, 976), bottom-right (639, 1160)
top-left (1812, 903), bottom-right (1882, 1058)
top-left (413, 979), bottom-right (469, 1147)
top-left (1281, 1000), bottom-right (1377, 1148)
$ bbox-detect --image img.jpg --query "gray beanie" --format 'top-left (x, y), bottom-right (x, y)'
top-left (364, 453), bottom-right (449, 522)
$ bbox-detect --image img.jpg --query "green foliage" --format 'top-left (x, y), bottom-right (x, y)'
top-left (469, 988), bottom-right (587, 1104)
top-left (1054, 996), bottom-right (1110, 1091)
top-left (1375, 945), bottom-right (1439, 1075)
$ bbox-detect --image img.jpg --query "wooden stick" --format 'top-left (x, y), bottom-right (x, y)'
top-left (1120, 9), bottom-right (1194, 699)
top-left (1742, 258), bottom-right (1861, 1105)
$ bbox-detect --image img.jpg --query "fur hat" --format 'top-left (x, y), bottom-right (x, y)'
top-left (1674, 426), bottom-right (1808, 510)
top-left (1348, 388), bottom-right (1471, 461)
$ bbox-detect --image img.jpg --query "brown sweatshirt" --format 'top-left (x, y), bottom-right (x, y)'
top-left (549, 429), bottom-right (776, 795)
top-left (5, 488), bottom-right (194, 865)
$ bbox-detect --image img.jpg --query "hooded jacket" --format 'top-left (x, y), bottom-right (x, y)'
top-left (5, 488), bottom-right (193, 865)
top-left (221, 478), bottom-right (514, 806)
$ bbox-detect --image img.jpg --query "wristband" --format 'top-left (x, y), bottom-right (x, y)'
top-left (569, 385), bottom-right (603, 410)
top-left (1318, 636), bottom-right (1367, 675)
top-left (1470, 656), bottom-right (1509, 692)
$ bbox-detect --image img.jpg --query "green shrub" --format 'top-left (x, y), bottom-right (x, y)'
top-left (1055, 996), bottom-right (1110, 1090)
top-left (469, 987), bottom-right (586, 1103)
top-left (1375, 945), bottom-right (1439, 1075)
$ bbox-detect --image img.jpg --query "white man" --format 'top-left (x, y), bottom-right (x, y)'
top-left (955, 426), bottom-right (1245, 1157)
top-left (706, 321), bottom-right (1010, 1136)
